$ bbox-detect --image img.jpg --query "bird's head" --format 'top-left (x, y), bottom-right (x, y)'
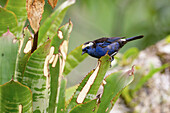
top-left (82, 41), bottom-right (94, 55)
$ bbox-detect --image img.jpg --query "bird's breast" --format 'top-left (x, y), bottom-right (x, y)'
top-left (87, 42), bottom-right (120, 58)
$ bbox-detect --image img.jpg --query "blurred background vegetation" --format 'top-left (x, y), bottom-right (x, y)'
top-left (62, 0), bottom-right (170, 87)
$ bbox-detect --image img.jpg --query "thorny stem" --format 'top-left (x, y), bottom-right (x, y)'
top-left (31, 31), bottom-right (38, 53)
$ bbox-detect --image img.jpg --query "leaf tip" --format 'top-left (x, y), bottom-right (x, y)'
top-left (128, 65), bottom-right (135, 76)
top-left (48, 0), bottom-right (58, 9)
top-left (1, 28), bottom-right (15, 38)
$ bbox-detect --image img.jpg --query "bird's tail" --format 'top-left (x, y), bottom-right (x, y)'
top-left (126, 35), bottom-right (144, 42)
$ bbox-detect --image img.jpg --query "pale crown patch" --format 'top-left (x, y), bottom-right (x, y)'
top-left (82, 42), bottom-right (93, 49)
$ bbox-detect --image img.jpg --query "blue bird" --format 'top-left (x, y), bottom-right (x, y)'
top-left (82, 35), bottom-right (144, 62)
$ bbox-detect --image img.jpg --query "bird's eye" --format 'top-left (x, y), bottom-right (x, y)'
top-left (86, 47), bottom-right (89, 49)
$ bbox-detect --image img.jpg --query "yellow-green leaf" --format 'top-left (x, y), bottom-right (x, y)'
top-left (0, 29), bottom-right (18, 85)
top-left (0, 80), bottom-right (33, 112)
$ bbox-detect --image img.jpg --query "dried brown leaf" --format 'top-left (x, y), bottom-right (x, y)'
top-left (26, 0), bottom-right (45, 33)
top-left (48, 0), bottom-right (58, 9)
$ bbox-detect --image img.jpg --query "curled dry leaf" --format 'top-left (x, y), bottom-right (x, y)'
top-left (48, 0), bottom-right (58, 9)
top-left (26, 0), bottom-right (45, 33)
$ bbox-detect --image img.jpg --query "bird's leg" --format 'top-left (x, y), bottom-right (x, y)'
top-left (110, 56), bottom-right (115, 68)
top-left (110, 52), bottom-right (118, 67)
top-left (111, 56), bottom-right (114, 62)
top-left (110, 51), bottom-right (117, 61)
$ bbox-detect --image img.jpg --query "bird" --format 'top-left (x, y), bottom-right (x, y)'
top-left (82, 35), bottom-right (144, 63)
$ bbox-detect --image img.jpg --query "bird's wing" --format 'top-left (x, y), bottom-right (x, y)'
top-left (106, 37), bottom-right (125, 43)
top-left (93, 37), bottom-right (124, 48)
top-left (93, 37), bottom-right (125, 43)
top-left (93, 37), bottom-right (108, 43)
top-left (91, 37), bottom-right (125, 48)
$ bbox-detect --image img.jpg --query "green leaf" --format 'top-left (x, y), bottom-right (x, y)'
top-left (57, 77), bottom-right (67, 113)
top-left (0, 0), bottom-right (7, 7)
top-left (5, 0), bottom-right (27, 37)
top-left (0, 0), bottom-right (27, 37)
top-left (5, 0), bottom-right (27, 21)
top-left (0, 29), bottom-right (18, 85)
top-left (70, 99), bottom-right (98, 113)
top-left (22, 39), bottom-right (51, 112)
top-left (63, 45), bottom-right (88, 76)
top-left (38, 0), bottom-right (75, 46)
top-left (66, 55), bottom-right (110, 112)
top-left (66, 85), bottom-right (78, 105)
top-left (66, 70), bottom-right (93, 112)
top-left (84, 55), bottom-right (110, 102)
top-left (0, 80), bottom-right (33, 113)
top-left (41, 0), bottom-right (53, 24)
top-left (120, 86), bottom-right (132, 105)
top-left (97, 66), bottom-right (134, 113)
top-left (48, 21), bottom-right (73, 113)
top-left (14, 27), bottom-right (32, 82)
top-left (0, 8), bottom-right (17, 36)
top-left (49, 60), bottom-right (60, 113)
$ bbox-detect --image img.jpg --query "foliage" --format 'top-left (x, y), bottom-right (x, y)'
top-left (0, 0), bottom-right (137, 113)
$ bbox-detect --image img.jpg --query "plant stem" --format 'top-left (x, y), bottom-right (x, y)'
top-left (31, 31), bottom-right (38, 53)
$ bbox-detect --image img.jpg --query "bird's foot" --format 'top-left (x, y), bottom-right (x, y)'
top-left (110, 57), bottom-right (115, 68)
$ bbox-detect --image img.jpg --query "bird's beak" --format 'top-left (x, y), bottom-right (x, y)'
top-left (82, 51), bottom-right (86, 55)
